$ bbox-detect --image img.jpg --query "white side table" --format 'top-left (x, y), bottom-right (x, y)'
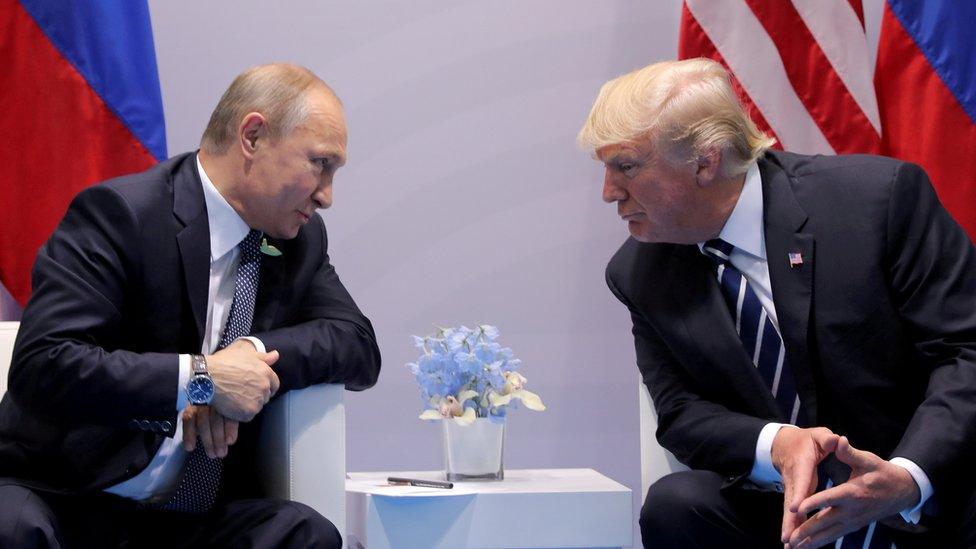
top-left (346, 468), bottom-right (632, 548)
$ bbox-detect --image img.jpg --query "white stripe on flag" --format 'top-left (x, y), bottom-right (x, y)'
top-left (685, 0), bottom-right (835, 154)
top-left (790, 0), bottom-right (881, 133)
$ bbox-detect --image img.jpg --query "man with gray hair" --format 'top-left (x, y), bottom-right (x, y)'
top-left (0, 63), bottom-right (380, 547)
top-left (580, 58), bottom-right (976, 547)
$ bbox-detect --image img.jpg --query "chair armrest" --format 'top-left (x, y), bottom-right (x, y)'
top-left (256, 383), bottom-right (346, 537)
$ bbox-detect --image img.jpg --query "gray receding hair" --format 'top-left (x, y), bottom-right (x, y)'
top-left (577, 58), bottom-right (775, 176)
top-left (200, 63), bottom-right (337, 155)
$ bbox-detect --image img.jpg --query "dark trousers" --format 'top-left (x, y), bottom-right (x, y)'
top-left (640, 471), bottom-right (976, 549)
top-left (0, 483), bottom-right (341, 548)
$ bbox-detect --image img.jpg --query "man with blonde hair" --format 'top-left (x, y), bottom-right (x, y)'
top-left (0, 63), bottom-right (380, 547)
top-left (580, 58), bottom-right (976, 547)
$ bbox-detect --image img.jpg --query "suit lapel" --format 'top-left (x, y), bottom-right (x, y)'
top-left (666, 246), bottom-right (784, 419)
top-left (760, 156), bottom-right (818, 424)
top-left (173, 154), bottom-right (210, 349)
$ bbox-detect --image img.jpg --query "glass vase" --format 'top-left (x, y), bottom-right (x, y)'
top-left (442, 417), bottom-right (505, 481)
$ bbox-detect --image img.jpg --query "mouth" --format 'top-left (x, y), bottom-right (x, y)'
top-left (620, 212), bottom-right (643, 221)
top-left (297, 211), bottom-right (311, 223)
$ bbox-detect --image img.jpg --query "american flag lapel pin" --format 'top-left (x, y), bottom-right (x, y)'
top-left (788, 252), bottom-right (803, 268)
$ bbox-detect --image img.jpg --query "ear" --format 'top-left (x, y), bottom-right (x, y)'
top-left (239, 112), bottom-right (268, 159)
top-left (694, 147), bottom-right (723, 187)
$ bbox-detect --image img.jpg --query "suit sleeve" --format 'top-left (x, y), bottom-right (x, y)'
top-left (885, 162), bottom-right (976, 500)
top-left (9, 186), bottom-right (179, 428)
top-left (255, 217), bottom-right (381, 393)
top-left (607, 266), bottom-right (767, 479)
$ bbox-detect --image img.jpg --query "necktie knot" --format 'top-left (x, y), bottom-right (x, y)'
top-left (702, 238), bottom-right (734, 266)
top-left (240, 229), bottom-right (263, 260)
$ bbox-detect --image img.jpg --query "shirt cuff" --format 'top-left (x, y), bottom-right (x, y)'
top-left (749, 422), bottom-right (796, 490)
top-left (889, 457), bottom-right (933, 524)
top-left (177, 354), bottom-right (191, 411)
top-left (239, 336), bottom-right (266, 353)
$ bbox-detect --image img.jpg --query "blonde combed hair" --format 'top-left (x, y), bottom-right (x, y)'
top-left (577, 58), bottom-right (775, 176)
top-left (201, 63), bottom-right (336, 155)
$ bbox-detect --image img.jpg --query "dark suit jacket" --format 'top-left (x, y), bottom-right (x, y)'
top-left (607, 150), bottom-right (976, 508)
top-left (0, 152), bottom-right (381, 496)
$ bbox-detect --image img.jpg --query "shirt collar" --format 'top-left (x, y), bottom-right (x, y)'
top-left (196, 154), bottom-right (252, 261)
top-left (700, 162), bottom-right (765, 260)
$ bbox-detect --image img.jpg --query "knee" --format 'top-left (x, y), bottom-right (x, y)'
top-left (276, 501), bottom-right (341, 549)
top-left (640, 471), bottom-right (722, 541)
top-left (0, 485), bottom-right (60, 549)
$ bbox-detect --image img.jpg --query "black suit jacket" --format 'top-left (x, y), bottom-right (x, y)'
top-left (607, 151), bottom-right (976, 508)
top-left (0, 152), bottom-right (381, 495)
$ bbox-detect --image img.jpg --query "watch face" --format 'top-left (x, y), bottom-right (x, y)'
top-left (187, 375), bottom-right (215, 405)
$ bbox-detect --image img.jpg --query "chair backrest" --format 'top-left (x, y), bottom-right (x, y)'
top-left (0, 321), bottom-right (18, 396)
top-left (639, 379), bottom-right (688, 497)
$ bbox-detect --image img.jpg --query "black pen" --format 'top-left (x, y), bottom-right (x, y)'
top-left (387, 476), bottom-right (454, 489)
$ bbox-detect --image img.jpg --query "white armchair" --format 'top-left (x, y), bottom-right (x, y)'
top-left (639, 379), bottom-right (688, 497)
top-left (0, 321), bottom-right (346, 538)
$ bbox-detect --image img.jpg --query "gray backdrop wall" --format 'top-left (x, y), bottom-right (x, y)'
top-left (142, 1), bottom-right (880, 545)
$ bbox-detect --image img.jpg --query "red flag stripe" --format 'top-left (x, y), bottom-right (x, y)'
top-left (0, 0), bottom-right (157, 305)
top-left (743, 0), bottom-right (880, 154)
top-left (875, 4), bottom-right (976, 240)
top-left (678, 3), bottom-right (782, 150)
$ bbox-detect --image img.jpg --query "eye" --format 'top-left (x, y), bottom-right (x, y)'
top-left (617, 162), bottom-right (637, 174)
top-left (312, 158), bottom-right (331, 172)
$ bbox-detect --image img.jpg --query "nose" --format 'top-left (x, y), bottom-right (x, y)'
top-left (313, 180), bottom-right (333, 210)
top-left (602, 171), bottom-right (626, 203)
top-left (312, 177), bottom-right (332, 210)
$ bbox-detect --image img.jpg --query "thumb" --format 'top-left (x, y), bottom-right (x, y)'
top-left (262, 349), bottom-right (280, 366)
top-left (834, 436), bottom-right (867, 468)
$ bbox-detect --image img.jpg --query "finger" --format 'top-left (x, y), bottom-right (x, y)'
top-left (834, 436), bottom-right (874, 469)
top-left (225, 419), bottom-right (239, 446)
top-left (182, 407), bottom-right (197, 451)
top-left (796, 483), bottom-right (853, 516)
top-left (196, 407), bottom-right (216, 459)
top-left (262, 350), bottom-right (280, 366)
top-left (268, 369), bottom-right (281, 397)
top-left (790, 506), bottom-right (840, 546)
top-left (209, 409), bottom-right (227, 458)
top-left (811, 429), bottom-right (839, 454)
top-left (786, 455), bottom-right (818, 514)
top-left (792, 512), bottom-right (853, 548)
top-left (781, 506), bottom-right (802, 544)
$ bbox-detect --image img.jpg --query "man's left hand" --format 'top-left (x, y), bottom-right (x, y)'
top-left (182, 405), bottom-right (240, 459)
top-left (787, 436), bottom-right (920, 548)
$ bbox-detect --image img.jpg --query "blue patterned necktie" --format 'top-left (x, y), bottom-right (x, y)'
top-left (162, 229), bottom-right (263, 513)
top-left (701, 239), bottom-right (800, 423)
top-left (703, 239), bottom-right (897, 548)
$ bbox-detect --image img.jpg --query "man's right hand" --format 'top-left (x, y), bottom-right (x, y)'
top-left (206, 339), bottom-right (281, 422)
top-left (771, 426), bottom-right (840, 546)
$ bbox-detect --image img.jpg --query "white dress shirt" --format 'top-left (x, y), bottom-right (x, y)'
top-left (106, 155), bottom-right (265, 501)
top-left (699, 162), bottom-right (932, 523)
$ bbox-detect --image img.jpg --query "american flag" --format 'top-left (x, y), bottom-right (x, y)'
top-left (679, 0), bottom-right (976, 242)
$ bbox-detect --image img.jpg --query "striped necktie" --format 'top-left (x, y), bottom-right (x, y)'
top-left (701, 238), bottom-right (801, 424)
top-left (161, 229), bottom-right (263, 513)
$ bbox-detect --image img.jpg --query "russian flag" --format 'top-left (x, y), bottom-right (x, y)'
top-left (0, 0), bottom-right (166, 307)
top-left (875, 0), bottom-right (976, 242)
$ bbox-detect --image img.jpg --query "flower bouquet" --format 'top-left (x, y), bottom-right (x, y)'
top-left (407, 325), bottom-right (544, 480)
